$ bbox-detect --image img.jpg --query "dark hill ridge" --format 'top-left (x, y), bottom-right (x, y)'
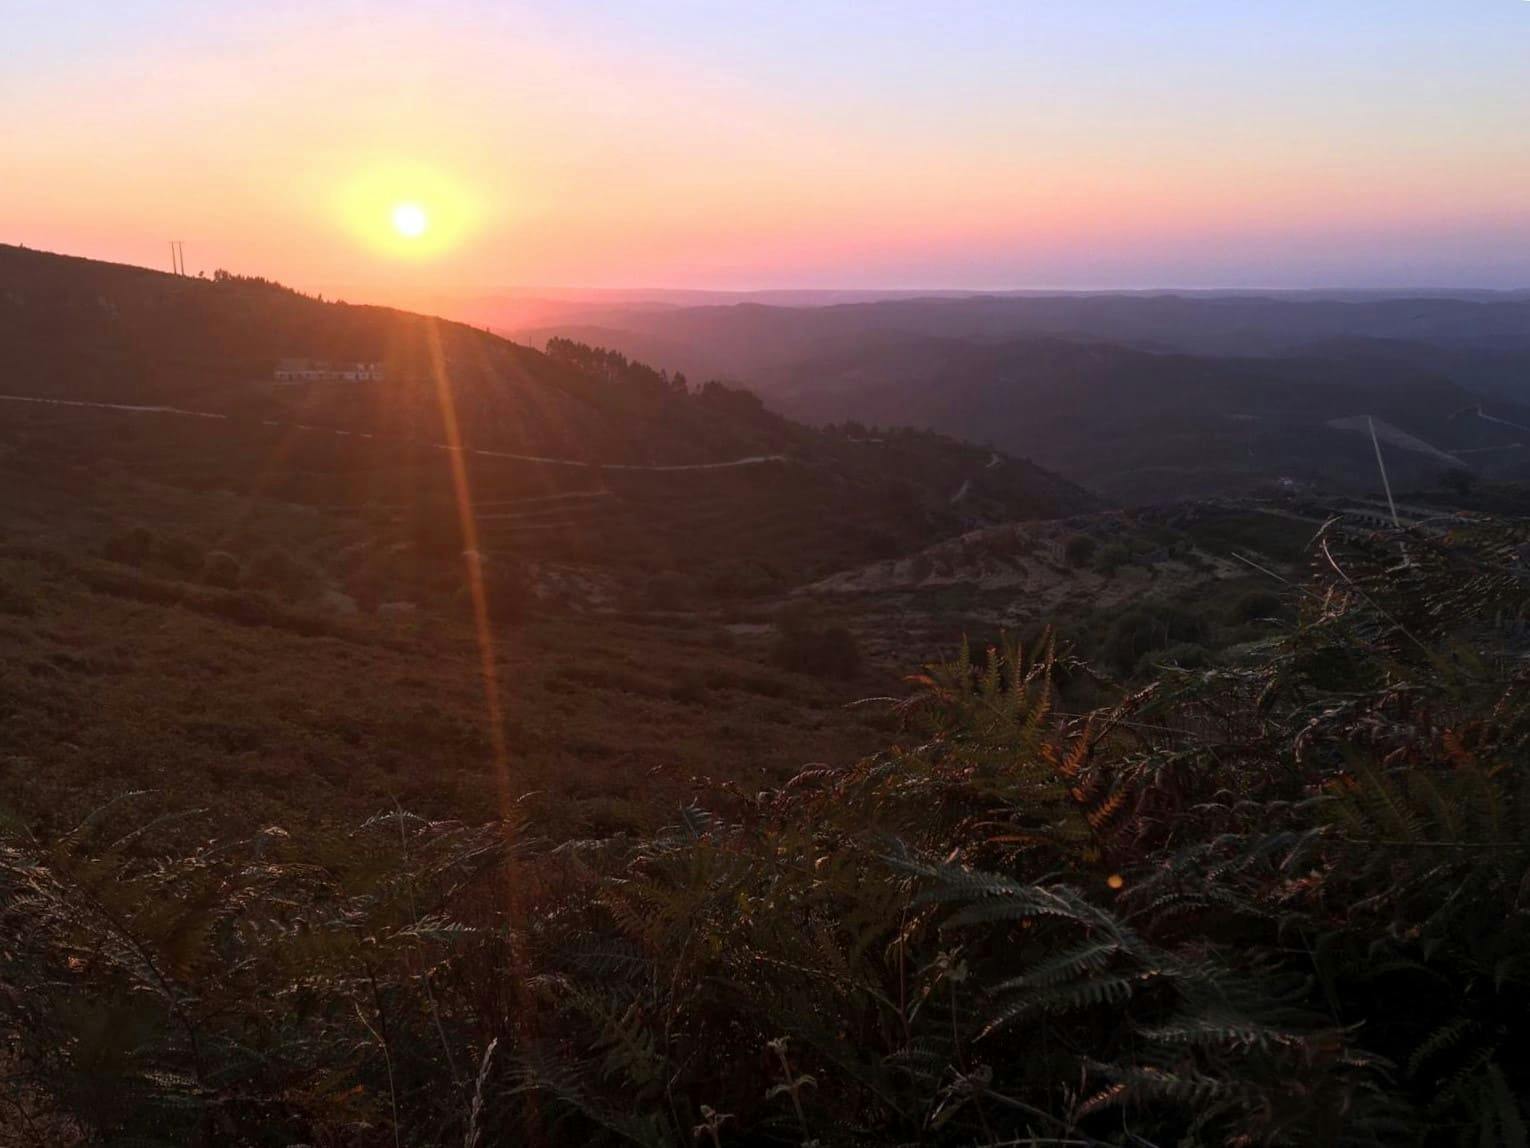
top-left (0, 245), bottom-right (1098, 592)
top-left (514, 289), bottom-right (1530, 372)
top-left (0, 243), bottom-right (747, 465)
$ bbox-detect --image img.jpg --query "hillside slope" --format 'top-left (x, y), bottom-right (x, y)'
top-left (0, 247), bottom-right (1092, 844)
top-left (0, 246), bottom-right (1098, 591)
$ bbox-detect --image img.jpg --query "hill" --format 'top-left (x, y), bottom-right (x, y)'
top-left (513, 290), bottom-right (1530, 369)
top-left (514, 294), bottom-right (1530, 501)
top-left (0, 245), bottom-right (1097, 839)
top-left (3, 248), bottom-right (1525, 1147)
top-left (0, 245), bottom-right (1097, 590)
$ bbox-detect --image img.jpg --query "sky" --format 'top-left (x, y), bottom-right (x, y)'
top-left (4, 1), bottom-right (1529, 297)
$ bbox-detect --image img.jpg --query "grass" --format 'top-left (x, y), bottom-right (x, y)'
top-left (0, 402), bottom-right (904, 844)
top-left (0, 546), bottom-right (894, 843)
top-left (0, 393), bottom-right (1311, 848)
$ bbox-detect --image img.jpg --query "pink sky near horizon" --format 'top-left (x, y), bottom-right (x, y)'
top-left (5, 2), bottom-right (1528, 300)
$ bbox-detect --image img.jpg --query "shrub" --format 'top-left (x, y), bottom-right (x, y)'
top-left (1441, 467), bottom-right (1476, 496)
top-left (0, 578), bottom-right (37, 617)
top-left (455, 556), bottom-right (533, 625)
top-left (707, 560), bottom-right (780, 598)
top-left (482, 563), bottom-right (533, 624)
top-left (668, 673), bottom-right (707, 705)
top-left (250, 548), bottom-right (320, 601)
top-left (102, 525), bottom-right (156, 566)
top-left (1134, 640), bottom-right (1210, 676)
top-left (411, 513), bottom-right (464, 561)
top-left (156, 534), bottom-right (203, 576)
top-left (644, 570), bottom-right (696, 611)
top-left (205, 589), bottom-right (279, 627)
top-left (200, 550), bottom-right (242, 589)
top-left (857, 528), bottom-right (903, 560)
top-left (1104, 605), bottom-right (1208, 673)
top-left (1063, 532), bottom-right (1097, 568)
top-left (1093, 541), bottom-right (1133, 576)
top-left (771, 604), bottom-right (861, 679)
top-left (1226, 587), bottom-right (1285, 625)
top-left (344, 567), bottom-right (384, 613)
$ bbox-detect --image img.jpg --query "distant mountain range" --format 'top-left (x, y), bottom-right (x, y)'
top-left (508, 292), bottom-right (1530, 501)
top-left (11, 244), bottom-right (1527, 514)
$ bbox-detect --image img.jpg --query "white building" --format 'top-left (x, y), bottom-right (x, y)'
top-left (274, 358), bottom-right (385, 382)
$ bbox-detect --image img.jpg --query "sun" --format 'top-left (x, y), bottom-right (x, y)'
top-left (391, 202), bottom-right (429, 239)
top-left (337, 165), bottom-right (476, 259)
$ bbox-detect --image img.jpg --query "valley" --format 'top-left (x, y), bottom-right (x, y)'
top-left (0, 246), bottom-right (1355, 842)
top-left (0, 244), bottom-right (1521, 1147)
top-left (513, 293), bottom-right (1530, 502)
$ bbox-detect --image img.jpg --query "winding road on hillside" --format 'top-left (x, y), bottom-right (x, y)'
top-left (0, 393), bottom-right (791, 472)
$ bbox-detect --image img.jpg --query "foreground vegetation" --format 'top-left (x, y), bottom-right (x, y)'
top-left (4, 517), bottom-right (1528, 1145)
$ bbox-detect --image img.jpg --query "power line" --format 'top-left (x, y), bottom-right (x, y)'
top-left (1367, 416), bottom-right (1400, 529)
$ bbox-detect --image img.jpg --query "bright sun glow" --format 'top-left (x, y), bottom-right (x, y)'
top-left (335, 163), bottom-right (481, 262)
top-left (392, 202), bottom-right (429, 238)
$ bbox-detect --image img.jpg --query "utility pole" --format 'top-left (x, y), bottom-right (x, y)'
top-left (168, 241), bottom-right (186, 275)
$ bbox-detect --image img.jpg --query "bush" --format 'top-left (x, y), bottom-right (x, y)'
top-left (1063, 533), bottom-right (1097, 568)
top-left (157, 534), bottom-right (203, 576)
top-left (668, 673), bottom-right (707, 705)
top-left (707, 560), bottom-right (781, 598)
top-left (1226, 587), bottom-right (1285, 625)
top-left (772, 625), bottom-right (861, 679)
top-left (200, 550), bottom-right (243, 590)
top-left (0, 578), bottom-right (37, 617)
top-left (644, 570), bottom-right (696, 611)
top-left (1104, 605), bottom-right (1208, 673)
top-left (454, 556), bottom-right (533, 625)
top-left (102, 525), bottom-right (156, 566)
top-left (1093, 541), bottom-right (1133, 576)
top-left (482, 562), bottom-right (533, 624)
top-left (206, 588), bottom-right (278, 627)
top-left (344, 566), bottom-right (384, 614)
top-left (771, 604), bottom-right (861, 679)
top-left (1134, 640), bottom-right (1210, 676)
top-left (410, 513), bottom-right (464, 562)
top-left (250, 548), bottom-right (319, 601)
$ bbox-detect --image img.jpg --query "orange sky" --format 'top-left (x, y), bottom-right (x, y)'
top-left (6, 2), bottom-right (1529, 296)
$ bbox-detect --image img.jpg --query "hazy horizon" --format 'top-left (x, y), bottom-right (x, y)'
top-left (24, 241), bottom-right (1530, 319)
top-left (7, 1), bottom-right (1529, 303)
